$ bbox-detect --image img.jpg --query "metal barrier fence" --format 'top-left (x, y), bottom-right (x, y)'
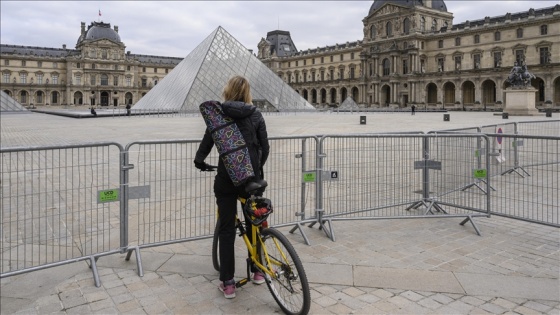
top-left (0, 143), bottom-right (124, 287)
top-left (306, 134), bottom-right (491, 240)
top-left (1, 128), bottom-right (557, 286)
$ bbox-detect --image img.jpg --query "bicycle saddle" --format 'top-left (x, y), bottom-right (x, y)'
top-left (245, 179), bottom-right (268, 193)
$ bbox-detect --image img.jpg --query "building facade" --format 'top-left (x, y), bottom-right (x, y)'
top-left (258, 0), bottom-right (560, 111)
top-left (1, 21), bottom-right (181, 107)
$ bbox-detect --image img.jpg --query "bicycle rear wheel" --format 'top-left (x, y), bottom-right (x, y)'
top-left (259, 228), bottom-right (310, 315)
top-left (212, 218), bottom-right (220, 272)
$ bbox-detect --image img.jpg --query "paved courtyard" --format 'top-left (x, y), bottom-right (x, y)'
top-left (1, 109), bottom-right (559, 314)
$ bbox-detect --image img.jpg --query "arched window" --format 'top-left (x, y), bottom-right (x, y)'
top-left (386, 22), bottom-right (392, 36)
top-left (382, 58), bottom-right (390, 76)
top-left (370, 25), bottom-right (376, 39)
top-left (403, 18), bottom-right (410, 34)
top-left (420, 17), bottom-right (426, 31)
top-left (432, 19), bottom-right (437, 31)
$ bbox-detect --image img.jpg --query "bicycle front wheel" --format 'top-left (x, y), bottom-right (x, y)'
top-left (259, 228), bottom-right (310, 315)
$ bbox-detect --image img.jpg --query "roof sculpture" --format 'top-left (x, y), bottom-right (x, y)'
top-left (133, 26), bottom-right (314, 112)
top-left (0, 91), bottom-right (28, 112)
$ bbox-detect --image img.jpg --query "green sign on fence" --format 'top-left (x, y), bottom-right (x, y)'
top-left (98, 189), bottom-right (119, 203)
top-left (302, 172), bottom-right (316, 183)
top-left (473, 169), bottom-right (487, 179)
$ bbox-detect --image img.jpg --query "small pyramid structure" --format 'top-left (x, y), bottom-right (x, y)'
top-left (1, 90), bottom-right (28, 112)
top-left (338, 97), bottom-right (360, 111)
top-left (133, 27), bottom-right (314, 113)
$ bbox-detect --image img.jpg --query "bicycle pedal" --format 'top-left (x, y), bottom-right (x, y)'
top-left (236, 278), bottom-right (248, 288)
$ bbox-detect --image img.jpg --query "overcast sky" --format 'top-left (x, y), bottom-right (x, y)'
top-left (1, 1), bottom-right (556, 57)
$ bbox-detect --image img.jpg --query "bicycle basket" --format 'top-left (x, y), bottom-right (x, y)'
top-left (244, 197), bottom-right (273, 226)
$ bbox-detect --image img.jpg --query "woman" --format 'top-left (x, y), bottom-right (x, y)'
top-left (194, 75), bottom-right (270, 299)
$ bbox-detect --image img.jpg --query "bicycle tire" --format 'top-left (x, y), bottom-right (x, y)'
top-left (212, 217), bottom-right (220, 272)
top-left (258, 228), bottom-right (310, 315)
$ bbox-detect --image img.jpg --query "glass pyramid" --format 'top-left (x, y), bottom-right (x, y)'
top-left (133, 27), bottom-right (314, 112)
top-left (1, 90), bottom-right (28, 112)
top-left (339, 97), bottom-right (360, 111)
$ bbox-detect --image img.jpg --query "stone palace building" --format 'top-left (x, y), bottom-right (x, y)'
top-left (257, 0), bottom-right (560, 111)
top-left (1, 0), bottom-right (559, 111)
top-left (0, 21), bottom-right (181, 107)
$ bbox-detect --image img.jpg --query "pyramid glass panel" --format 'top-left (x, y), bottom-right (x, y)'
top-left (1, 90), bottom-right (28, 112)
top-left (340, 97), bottom-right (359, 111)
top-left (133, 27), bottom-right (314, 113)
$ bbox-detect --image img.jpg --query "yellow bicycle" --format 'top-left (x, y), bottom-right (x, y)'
top-left (211, 179), bottom-right (311, 315)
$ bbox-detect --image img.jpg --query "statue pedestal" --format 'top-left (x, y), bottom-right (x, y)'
top-left (503, 88), bottom-right (540, 116)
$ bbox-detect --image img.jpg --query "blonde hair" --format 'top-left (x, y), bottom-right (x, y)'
top-left (222, 75), bottom-right (252, 104)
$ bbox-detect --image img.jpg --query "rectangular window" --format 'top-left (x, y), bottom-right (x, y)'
top-left (52, 74), bottom-right (58, 84)
top-left (165, 69), bottom-right (168, 74)
top-left (75, 75), bottom-right (81, 85)
top-left (516, 28), bottom-right (523, 38)
top-left (113, 76), bottom-right (118, 86)
top-left (77, 62), bottom-right (81, 68)
top-left (330, 69), bottom-right (334, 80)
top-left (126, 77), bottom-right (131, 87)
top-left (37, 61), bottom-right (42, 67)
top-left (474, 54), bottom-right (481, 69)
top-left (127, 65), bottom-right (131, 71)
top-left (321, 57), bottom-right (324, 63)
top-left (474, 35), bottom-right (480, 44)
top-left (540, 47), bottom-right (550, 64)
top-left (4, 59), bottom-right (9, 66)
top-left (141, 78), bottom-right (147, 87)
top-left (296, 61), bottom-right (298, 66)
top-left (330, 56), bottom-right (333, 62)
top-left (3, 73), bottom-right (10, 83)
top-left (312, 58), bottom-right (315, 65)
top-left (455, 37), bottom-right (461, 46)
top-left (515, 50), bottom-right (524, 64)
top-left (20, 73), bottom-right (27, 83)
top-left (541, 25), bottom-right (548, 35)
top-left (102, 50), bottom-right (108, 59)
top-left (455, 56), bottom-right (461, 70)
top-left (303, 73), bottom-right (307, 83)
top-left (340, 54), bottom-right (344, 61)
top-left (154, 68), bottom-right (157, 73)
top-left (22, 60), bottom-right (26, 66)
top-left (321, 70), bottom-right (325, 81)
top-left (402, 60), bottom-right (408, 74)
top-left (494, 52), bottom-right (502, 67)
top-left (304, 60), bottom-right (307, 66)
top-left (37, 74), bottom-right (43, 84)
top-left (91, 74), bottom-right (96, 85)
top-left (438, 58), bottom-right (444, 72)
top-left (350, 68), bottom-right (355, 79)
top-left (351, 52), bottom-right (355, 59)
top-left (101, 75), bottom-right (108, 86)
top-left (142, 67), bottom-right (146, 72)
top-left (311, 71), bottom-right (315, 82)
top-left (494, 31), bottom-right (501, 41)
top-left (438, 40), bottom-right (443, 48)
top-left (114, 64), bottom-right (118, 70)
top-left (53, 62), bottom-right (58, 68)
top-left (92, 63), bottom-right (96, 69)
top-left (340, 70), bottom-right (344, 80)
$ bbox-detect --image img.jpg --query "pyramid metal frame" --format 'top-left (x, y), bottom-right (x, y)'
top-left (339, 97), bottom-right (359, 110)
top-left (1, 90), bottom-right (28, 112)
top-left (133, 27), bottom-right (314, 112)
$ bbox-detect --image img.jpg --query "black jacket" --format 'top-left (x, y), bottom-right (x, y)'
top-left (195, 101), bottom-right (270, 181)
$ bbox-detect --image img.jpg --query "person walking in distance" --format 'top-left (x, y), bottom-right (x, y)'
top-left (194, 76), bottom-right (270, 299)
top-left (411, 104), bottom-right (416, 115)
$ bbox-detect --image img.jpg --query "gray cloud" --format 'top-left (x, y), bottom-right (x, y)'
top-left (1, 1), bottom-right (554, 57)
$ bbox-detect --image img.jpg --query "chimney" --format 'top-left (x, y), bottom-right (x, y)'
top-left (424, 0), bottom-right (432, 8)
top-left (114, 25), bottom-right (119, 33)
top-left (81, 22), bottom-right (85, 35)
top-left (63, 44), bottom-right (67, 49)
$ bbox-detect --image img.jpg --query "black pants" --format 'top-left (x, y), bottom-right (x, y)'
top-left (214, 175), bottom-right (254, 282)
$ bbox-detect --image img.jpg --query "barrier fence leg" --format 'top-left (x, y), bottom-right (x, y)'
top-left (460, 215), bottom-right (482, 236)
top-left (125, 246), bottom-right (144, 277)
top-left (89, 256), bottom-right (101, 288)
top-left (289, 223), bottom-right (312, 246)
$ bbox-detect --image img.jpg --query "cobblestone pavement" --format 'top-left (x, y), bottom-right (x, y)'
top-left (1, 111), bottom-right (559, 314)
